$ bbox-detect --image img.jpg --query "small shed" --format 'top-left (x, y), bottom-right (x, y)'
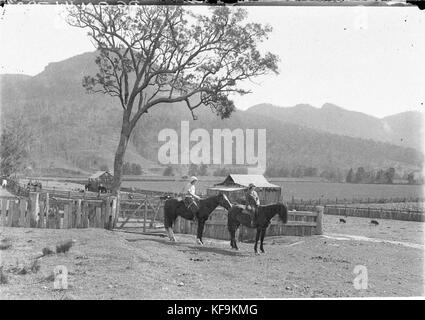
top-left (207, 174), bottom-right (281, 205)
top-left (88, 171), bottom-right (114, 190)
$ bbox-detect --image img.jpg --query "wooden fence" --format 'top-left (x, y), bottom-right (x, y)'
top-left (289, 196), bottom-right (425, 206)
top-left (117, 195), bottom-right (165, 232)
top-left (289, 204), bottom-right (425, 222)
top-left (172, 206), bottom-right (324, 241)
top-left (324, 205), bottom-right (425, 222)
top-left (0, 193), bottom-right (119, 229)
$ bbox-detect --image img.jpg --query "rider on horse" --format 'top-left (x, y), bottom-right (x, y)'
top-left (246, 183), bottom-right (260, 227)
top-left (181, 176), bottom-right (201, 221)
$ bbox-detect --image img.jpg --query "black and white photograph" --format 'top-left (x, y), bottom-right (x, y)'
top-left (0, 0), bottom-right (424, 303)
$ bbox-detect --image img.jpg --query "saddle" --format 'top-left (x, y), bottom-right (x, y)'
top-left (183, 196), bottom-right (199, 214)
top-left (237, 204), bottom-right (258, 226)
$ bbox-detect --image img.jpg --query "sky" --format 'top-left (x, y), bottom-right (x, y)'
top-left (0, 5), bottom-right (424, 118)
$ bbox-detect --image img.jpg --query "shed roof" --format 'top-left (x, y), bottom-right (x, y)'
top-left (208, 186), bottom-right (246, 192)
top-left (215, 174), bottom-right (280, 189)
top-left (89, 171), bottom-right (113, 179)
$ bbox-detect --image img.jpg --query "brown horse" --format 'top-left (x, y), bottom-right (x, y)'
top-left (227, 203), bottom-right (288, 253)
top-left (164, 193), bottom-right (232, 245)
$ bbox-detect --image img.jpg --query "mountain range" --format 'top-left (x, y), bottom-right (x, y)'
top-left (0, 51), bottom-right (423, 176)
top-left (246, 103), bottom-right (424, 151)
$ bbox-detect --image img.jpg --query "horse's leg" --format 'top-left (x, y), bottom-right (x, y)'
top-left (228, 225), bottom-right (237, 250)
top-left (165, 225), bottom-right (177, 242)
top-left (234, 226), bottom-right (240, 250)
top-left (165, 227), bottom-right (174, 242)
top-left (254, 227), bottom-right (261, 254)
top-left (260, 228), bottom-right (266, 253)
top-left (196, 219), bottom-right (205, 245)
top-left (164, 209), bottom-right (177, 242)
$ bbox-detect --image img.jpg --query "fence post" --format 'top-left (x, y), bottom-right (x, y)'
top-left (112, 196), bottom-right (118, 229)
top-left (76, 199), bottom-right (82, 228)
top-left (29, 192), bottom-right (39, 228)
top-left (315, 206), bottom-right (324, 235)
top-left (143, 194), bottom-right (148, 233)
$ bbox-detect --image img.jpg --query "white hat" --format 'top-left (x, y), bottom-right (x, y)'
top-left (190, 176), bottom-right (198, 182)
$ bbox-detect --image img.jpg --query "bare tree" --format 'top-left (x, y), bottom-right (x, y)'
top-left (67, 5), bottom-right (279, 193)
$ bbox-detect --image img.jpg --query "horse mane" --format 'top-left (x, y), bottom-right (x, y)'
top-left (279, 203), bottom-right (288, 224)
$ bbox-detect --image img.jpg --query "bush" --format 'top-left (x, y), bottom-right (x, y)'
top-left (0, 267), bottom-right (8, 284)
top-left (163, 165), bottom-right (174, 176)
top-left (0, 238), bottom-right (12, 250)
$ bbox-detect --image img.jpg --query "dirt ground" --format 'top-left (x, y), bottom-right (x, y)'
top-left (0, 215), bottom-right (423, 299)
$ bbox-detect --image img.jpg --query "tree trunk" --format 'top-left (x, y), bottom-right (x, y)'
top-left (112, 119), bottom-right (131, 195)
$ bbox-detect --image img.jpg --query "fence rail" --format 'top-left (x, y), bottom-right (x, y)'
top-left (324, 205), bottom-right (425, 222)
top-left (289, 196), bottom-right (425, 206)
top-left (289, 203), bottom-right (425, 222)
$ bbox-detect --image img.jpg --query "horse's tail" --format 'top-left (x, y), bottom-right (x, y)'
top-left (280, 203), bottom-right (288, 224)
top-left (163, 199), bottom-right (175, 229)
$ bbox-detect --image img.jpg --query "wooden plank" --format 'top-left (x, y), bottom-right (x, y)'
top-left (63, 204), bottom-right (70, 229)
top-left (28, 193), bottom-right (39, 228)
top-left (285, 221), bottom-right (317, 227)
top-left (0, 199), bottom-right (6, 226)
top-left (111, 197), bottom-right (117, 229)
top-left (100, 200), bottom-right (106, 229)
top-left (6, 199), bottom-right (13, 227)
top-left (12, 200), bottom-right (21, 227)
top-left (46, 207), bottom-right (53, 229)
top-left (55, 207), bottom-right (61, 229)
top-left (95, 206), bottom-right (102, 228)
top-left (20, 198), bottom-right (28, 227)
top-left (38, 199), bottom-right (45, 228)
top-left (75, 199), bottom-right (82, 228)
top-left (88, 203), bottom-right (95, 227)
top-left (143, 196), bottom-right (148, 233)
top-left (103, 197), bottom-right (109, 229)
top-left (82, 201), bottom-right (89, 228)
top-left (44, 193), bottom-right (50, 228)
top-left (288, 211), bottom-right (318, 217)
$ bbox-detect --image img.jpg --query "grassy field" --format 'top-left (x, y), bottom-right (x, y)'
top-left (122, 178), bottom-right (424, 202)
top-left (14, 175), bottom-right (424, 203)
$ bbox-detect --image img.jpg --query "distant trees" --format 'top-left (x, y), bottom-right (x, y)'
top-left (122, 162), bottom-right (142, 175)
top-left (319, 168), bottom-right (344, 182)
top-left (265, 164), bottom-right (402, 184)
top-left (131, 163), bottom-right (142, 175)
top-left (163, 165), bottom-right (174, 176)
top-left (345, 168), bottom-right (354, 183)
top-left (407, 171), bottom-right (424, 185)
top-left (354, 167), bottom-right (366, 183)
top-left (407, 172), bottom-right (415, 184)
top-left (99, 164), bottom-right (109, 172)
top-left (213, 166), bottom-right (248, 176)
top-left (346, 167), bottom-right (396, 184)
top-left (0, 116), bottom-right (31, 176)
top-left (199, 164), bottom-right (209, 176)
top-left (188, 163), bottom-right (199, 177)
top-left (265, 165), bottom-right (319, 179)
top-left (187, 163), bottom-right (209, 177)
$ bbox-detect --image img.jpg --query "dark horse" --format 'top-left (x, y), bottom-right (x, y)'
top-left (164, 193), bottom-right (232, 245)
top-left (227, 203), bottom-right (288, 254)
